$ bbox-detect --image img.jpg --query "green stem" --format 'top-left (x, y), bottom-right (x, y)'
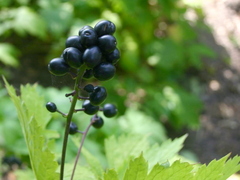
top-left (60, 65), bottom-right (86, 180)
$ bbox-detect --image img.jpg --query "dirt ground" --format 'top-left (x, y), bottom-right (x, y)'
top-left (183, 0), bottom-right (240, 163)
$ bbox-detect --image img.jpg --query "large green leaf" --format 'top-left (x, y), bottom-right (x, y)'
top-left (20, 83), bottom-right (51, 128)
top-left (146, 160), bottom-right (193, 180)
top-left (121, 153), bottom-right (240, 180)
top-left (103, 169), bottom-right (119, 180)
top-left (123, 153), bottom-right (148, 180)
top-left (4, 78), bottom-right (59, 180)
top-left (144, 135), bottom-right (188, 169)
top-left (105, 134), bottom-right (149, 174)
top-left (194, 154), bottom-right (240, 180)
top-left (105, 133), bottom-right (187, 179)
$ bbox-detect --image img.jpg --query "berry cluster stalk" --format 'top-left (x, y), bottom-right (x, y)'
top-left (70, 120), bottom-right (93, 180)
top-left (60, 65), bottom-right (86, 180)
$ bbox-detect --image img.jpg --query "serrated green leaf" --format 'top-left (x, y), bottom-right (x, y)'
top-left (145, 134), bottom-right (188, 169)
top-left (82, 147), bottom-right (104, 179)
top-left (103, 169), bottom-right (119, 180)
top-left (146, 160), bottom-right (194, 180)
top-left (194, 154), bottom-right (240, 180)
top-left (4, 78), bottom-right (59, 180)
top-left (105, 134), bottom-right (149, 178)
top-left (221, 155), bottom-right (240, 180)
top-left (123, 153), bottom-right (148, 180)
top-left (105, 134), bottom-right (187, 179)
top-left (20, 83), bottom-right (51, 128)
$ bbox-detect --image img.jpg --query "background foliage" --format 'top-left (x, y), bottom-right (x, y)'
top-left (0, 0), bottom-right (225, 179)
top-left (0, 0), bottom-right (214, 129)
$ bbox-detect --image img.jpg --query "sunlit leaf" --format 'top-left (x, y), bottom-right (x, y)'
top-left (13, 6), bottom-right (47, 38)
top-left (4, 78), bottom-right (59, 180)
top-left (103, 169), bottom-right (119, 180)
top-left (146, 160), bottom-right (193, 180)
top-left (0, 43), bottom-right (19, 67)
top-left (123, 153), bottom-right (148, 180)
top-left (194, 154), bottom-right (240, 180)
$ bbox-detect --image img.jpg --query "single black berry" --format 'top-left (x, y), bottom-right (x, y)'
top-left (63, 47), bottom-right (84, 68)
top-left (48, 58), bottom-right (70, 76)
top-left (82, 100), bottom-right (99, 115)
top-left (103, 103), bottom-right (117, 117)
top-left (105, 48), bottom-right (120, 64)
top-left (83, 69), bottom-right (93, 79)
top-left (78, 25), bottom-right (93, 36)
top-left (65, 35), bottom-right (85, 52)
top-left (94, 20), bottom-right (116, 36)
top-left (80, 28), bottom-right (97, 47)
top-left (91, 115), bottom-right (104, 129)
top-left (98, 35), bottom-right (117, 53)
top-left (46, 102), bottom-right (57, 112)
top-left (69, 122), bottom-right (79, 135)
top-left (93, 62), bottom-right (116, 81)
top-left (83, 84), bottom-right (95, 93)
top-left (89, 86), bottom-right (107, 105)
top-left (82, 46), bottom-right (102, 68)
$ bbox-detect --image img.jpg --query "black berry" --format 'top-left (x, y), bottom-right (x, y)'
top-left (65, 35), bottom-right (85, 52)
top-left (48, 58), bottom-right (70, 76)
top-left (63, 47), bottom-right (84, 69)
top-left (103, 103), bottom-right (117, 117)
top-left (105, 48), bottom-right (120, 64)
top-left (98, 35), bottom-right (117, 53)
top-left (82, 100), bottom-right (99, 115)
top-left (80, 28), bottom-right (97, 47)
top-left (83, 84), bottom-right (95, 93)
top-left (89, 86), bottom-right (107, 105)
top-left (93, 62), bottom-right (116, 81)
top-left (83, 46), bottom-right (102, 68)
top-left (69, 122), bottom-right (78, 135)
top-left (78, 25), bottom-right (93, 36)
top-left (46, 102), bottom-right (57, 112)
top-left (91, 115), bottom-right (104, 129)
top-left (94, 20), bottom-right (116, 36)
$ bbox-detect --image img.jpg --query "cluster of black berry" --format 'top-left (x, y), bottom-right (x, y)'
top-left (48, 20), bottom-right (120, 81)
top-left (46, 20), bottom-right (119, 133)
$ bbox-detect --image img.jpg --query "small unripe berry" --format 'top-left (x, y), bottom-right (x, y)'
top-left (103, 104), bottom-right (117, 117)
top-left (82, 100), bottom-right (99, 115)
top-left (46, 102), bottom-right (57, 112)
top-left (91, 116), bottom-right (104, 128)
top-left (69, 122), bottom-right (79, 135)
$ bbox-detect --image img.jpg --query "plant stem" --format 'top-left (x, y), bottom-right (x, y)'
top-left (70, 121), bottom-right (93, 180)
top-left (60, 65), bottom-right (86, 180)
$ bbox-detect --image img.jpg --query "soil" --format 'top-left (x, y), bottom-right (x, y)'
top-left (182, 0), bottom-right (240, 163)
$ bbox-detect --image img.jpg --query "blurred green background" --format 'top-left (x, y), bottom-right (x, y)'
top-left (0, 0), bottom-right (218, 177)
